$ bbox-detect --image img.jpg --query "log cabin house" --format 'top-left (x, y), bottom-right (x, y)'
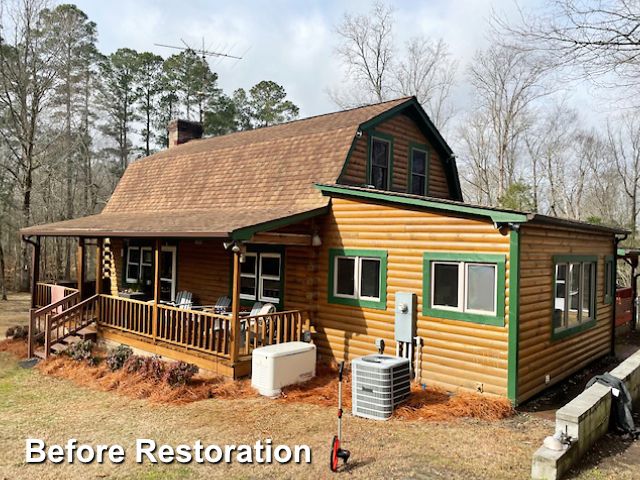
top-left (21, 96), bottom-right (627, 405)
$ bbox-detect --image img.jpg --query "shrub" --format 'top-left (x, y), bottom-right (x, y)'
top-left (138, 357), bottom-right (167, 381)
top-left (163, 361), bottom-right (199, 388)
top-left (105, 345), bottom-right (133, 371)
top-left (123, 355), bottom-right (146, 374)
top-left (5, 325), bottom-right (28, 340)
top-left (64, 340), bottom-right (96, 364)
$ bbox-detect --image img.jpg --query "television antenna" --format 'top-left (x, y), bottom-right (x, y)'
top-left (155, 38), bottom-right (250, 129)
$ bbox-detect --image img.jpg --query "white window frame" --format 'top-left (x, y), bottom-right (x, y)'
top-left (333, 255), bottom-right (382, 302)
top-left (125, 246), bottom-right (140, 283)
top-left (430, 260), bottom-right (498, 316)
top-left (160, 246), bottom-right (177, 301)
top-left (554, 260), bottom-right (597, 332)
top-left (258, 253), bottom-right (281, 303)
top-left (140, 247), bottom-right (153, 285)
top-left (240, 252), bottom-right (258, 301)
top-left (370, 137), bottom-right (391, 190)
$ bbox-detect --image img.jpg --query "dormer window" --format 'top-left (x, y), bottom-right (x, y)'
top-left (409, 142), bottom-right (430, 196)
top-left (368, 132), bottom-right (393, 190)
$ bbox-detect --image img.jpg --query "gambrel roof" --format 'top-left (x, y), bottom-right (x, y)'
top-left (21, 97), bottom-right (462, 238)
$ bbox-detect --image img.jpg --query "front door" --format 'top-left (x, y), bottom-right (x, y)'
top-left (160, 246), bottom-right (177, 301)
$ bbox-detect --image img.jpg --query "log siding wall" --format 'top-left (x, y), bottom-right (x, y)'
top-left (517, 224), bottom-right (615, 403)
top-left (340, 113), bottom-right (451, 198)
top-left (314, 197), bottom-right (511, 397)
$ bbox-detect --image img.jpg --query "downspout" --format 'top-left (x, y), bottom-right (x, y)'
top-left (613, 233), bottom-right (629, 355)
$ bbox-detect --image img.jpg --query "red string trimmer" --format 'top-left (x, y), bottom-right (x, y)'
top-left (330, 361), bottom-right (351, 472)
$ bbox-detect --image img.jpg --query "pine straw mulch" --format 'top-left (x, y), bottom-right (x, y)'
top-left (0, 338), bottom-right (29, 359)
top-left (278, 362), bottom-right (515, 422)
top-left (34, 355), bottom-right (514, 422)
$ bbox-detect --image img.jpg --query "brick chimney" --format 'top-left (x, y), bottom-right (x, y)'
top-left (168, 119), bottom-right (203, 148)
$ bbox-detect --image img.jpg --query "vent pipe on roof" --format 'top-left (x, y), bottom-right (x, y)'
top-left (168, 119), bottom-right (203, 148)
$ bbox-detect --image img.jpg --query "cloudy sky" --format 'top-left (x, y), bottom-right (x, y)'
top-left (72, 0), bottom-right (540, 118)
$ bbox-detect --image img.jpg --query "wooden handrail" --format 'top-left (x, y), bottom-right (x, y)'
top-left (34, 292), bottom-right (79, 317)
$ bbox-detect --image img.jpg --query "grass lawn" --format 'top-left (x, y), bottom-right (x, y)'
top-left (0, 293), bottom-right (31, 337)
top-left (0, 295), bottom-right (638, 479)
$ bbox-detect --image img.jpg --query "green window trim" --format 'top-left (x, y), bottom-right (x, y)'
top-left (551, 254), bottom-right (598, 342)
top-left (604, 254), bottom-right (614, 304)
top-left (366, 130), bottom-right (394, 190)
top-left (408, 141), bottom-right (430, 196)
top-left (328, 248), bottom-right (388, 310)
top-left (422, 252), bottom-right (506, 327)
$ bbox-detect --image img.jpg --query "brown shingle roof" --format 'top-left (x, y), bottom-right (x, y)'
top-left (21, 97), bottom-right (412, 238)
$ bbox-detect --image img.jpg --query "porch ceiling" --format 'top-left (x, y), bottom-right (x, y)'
top-left (19, 206), bottom-right (328, 238)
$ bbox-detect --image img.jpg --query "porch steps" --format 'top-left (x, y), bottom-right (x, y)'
top-left (32, 324), bottom-right (97, 360)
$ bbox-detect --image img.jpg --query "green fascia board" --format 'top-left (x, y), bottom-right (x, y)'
top-left (328, 248), bottom-right (388, 310)
top-left (407, 141), bottom-right (431, 196)
top-left (316, 184), bottom-right (528, 224)
top-left (507, 230), bottom-right (521, 405)
top-left (422, 252), bottom-right (506, 327)
top-left (604, 254), bottom-right (615, 304)
top-left (365, 130), bottom-right (395, 187)
top-left (231, 206), bottom-right (329, 241)
top-left (550, 254), bottom-right (598, 342)
top-left (357, 97), bottom-right (463, 201)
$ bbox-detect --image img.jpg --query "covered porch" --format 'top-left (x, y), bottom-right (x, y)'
top-left (26, 228), bottom-right (317, 378)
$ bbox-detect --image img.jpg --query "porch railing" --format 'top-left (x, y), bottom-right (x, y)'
top-left (29, 290), bottom-right (79, 357)
top-left (157, 304), bottom-right (231, 358)
top-left (240, 310), bottom-right (311, 356)
top-left (93, 295), bottom-right (310, 362)
top-left (35, 282), bottom-right (78, 308)
top-left (99, 295), bottom-right (154, 338)
top-left (44, 295), bottom-right (99, 355)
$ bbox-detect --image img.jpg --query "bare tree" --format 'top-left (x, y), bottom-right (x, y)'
top-left (463, 44), bottom-right (552, 200)
top-left (0, 0), bottom-right (62, 290)
top-left (331, 2), bottom-right (458, 130)
top-left (494, 1), bottom-right (640, 100)
top-left (332, 1), bottom-right (395, 106)
top-left (392, 37), bottom-right (458, 129)
top-left (607, 113), bottom-right (640, 239)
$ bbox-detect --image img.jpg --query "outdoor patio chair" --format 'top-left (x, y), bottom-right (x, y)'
top-left (163, 291), bottom-right (193, 310)
top-left (213, 296), bottom-right (231, 314)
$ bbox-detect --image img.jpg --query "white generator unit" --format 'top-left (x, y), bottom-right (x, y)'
top-left (351, 354), bottom-right (411, 420)
top-left (251, 342), bottom-right (316, 398)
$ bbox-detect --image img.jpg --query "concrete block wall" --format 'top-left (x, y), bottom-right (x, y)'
top-left (531, 349), bottom-right (640, 480)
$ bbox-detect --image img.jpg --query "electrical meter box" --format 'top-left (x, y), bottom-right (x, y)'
top-left (395, 291), bottom-right (416, 343)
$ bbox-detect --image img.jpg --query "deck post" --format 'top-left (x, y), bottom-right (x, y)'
top-left (77, 238), bottom-right (85, 300)
top-left (230, 249), bottom-right (241, 363)
top-left (29, 237), bottom-right (40, 309)
top-left (95, 238), bottom-right (103, 295)
top-left (152, 239), bottom-right (162, 344)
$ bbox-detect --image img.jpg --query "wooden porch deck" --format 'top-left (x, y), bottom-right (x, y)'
top-left (31, 283), bottom-right (311, 378)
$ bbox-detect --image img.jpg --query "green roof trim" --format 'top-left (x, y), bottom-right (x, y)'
top-left (231, 206), bottom-right (330, 241)
top-left (316, 184), bottom-right (528, 223)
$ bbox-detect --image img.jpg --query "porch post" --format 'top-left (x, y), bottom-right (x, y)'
top-left (77, 238), bottom-right (85, 300)
top-left (29, 236), bottom-right (40, 309)
top-left (152, 239), bottom-right (162, 344)
top-left (230, 250), bottom-right (241, 363)
top-left (95, 238), bottom-right (103, 295)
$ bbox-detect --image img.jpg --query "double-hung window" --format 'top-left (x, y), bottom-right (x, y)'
top-left (125, 246), bottom-right (152, 285)
top-left (240, 251), bottom-right (282, 305)
top-left (553, 255), bottom-right (597, 339)
top-left (423, 253), bottom-right (506, 326)
top-left (329, 249), bottom-right (387, 310)
top-left (409, 143), bottom-right (429, 196)
top-left (368, 133), bottom-right (393, 190)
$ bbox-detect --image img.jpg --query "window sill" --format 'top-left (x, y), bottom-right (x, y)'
top-left (424, 307), bottom-right (505, 327)
top-left (328, 295), bottom-right (386, 310)
top-left (551, 318), bottom-right (597, 341)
